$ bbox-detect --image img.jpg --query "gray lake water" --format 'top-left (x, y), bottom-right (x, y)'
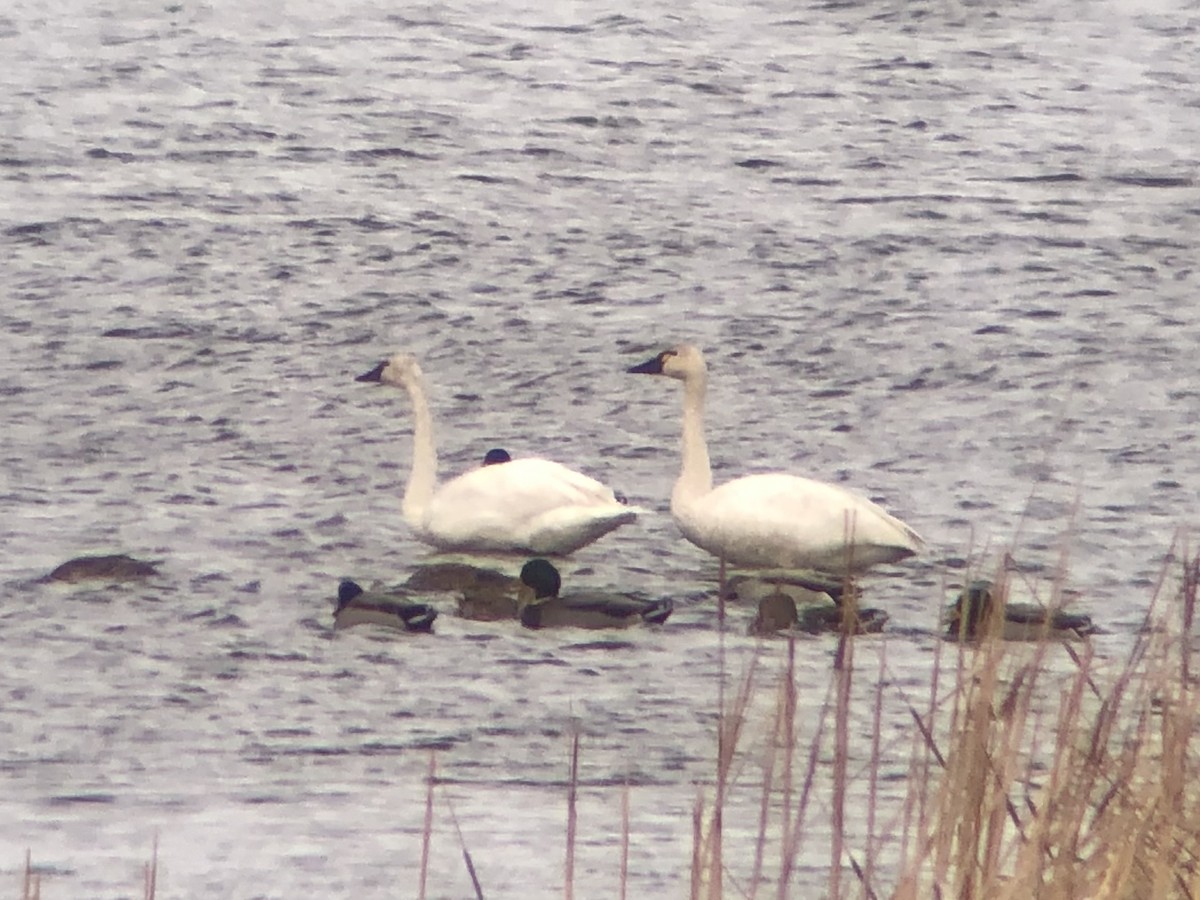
top-left (2, 0), bottom-right (1198, 896)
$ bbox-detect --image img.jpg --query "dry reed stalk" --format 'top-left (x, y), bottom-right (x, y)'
top-left (696, 639), bottom-right (760, 899)
top-left (443, 792), bottom-right (485, 899)
top-left (690, 790), bottom-right (704, 900)
top-left (565, 729), bottom-right (580, 900)
top-left (143, 833), bottom-right (158, 900)
top-left (830, 621), bottom-right (853, 900)
top-left (1181, 537), bottom-right (1196, 684)
top-left (23, 850), bottom-right (39, 900)
top-left (690, 556), bottom-right (743, 898)
top-left (749, 657), bottom-right (787, 899)
top-left (825, 510), bottom-right (866, 899)
top-left (860, 636), bottom-right (888, 893)
top-left (894, 671), bottom-right (949, 897)
top-left (779, 636), bottom-right (797, 892)
top-left (419, 752), bottom-right (436, 900)
top-left (777, 672), bottom-right (837, 895)
top-left (619, 781), bottom-right (630, 900)
top-left (706, 557), bottom-right (729, 900)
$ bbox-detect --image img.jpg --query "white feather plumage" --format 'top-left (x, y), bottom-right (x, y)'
top-left (357, 353), bottom-right (637, 555)
top-left (629, 344), bottom-right (922, 573)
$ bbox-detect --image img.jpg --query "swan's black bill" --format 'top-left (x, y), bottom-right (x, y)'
top-left (356, 361), bottom-right (386, 383)
top-left (627, 353), bottom-right (665, 375)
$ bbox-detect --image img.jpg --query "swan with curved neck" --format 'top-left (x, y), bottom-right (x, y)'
top-left (356, 353), bottom-right (638, 555)
top-left (628, 344), bottom-right (922, 574)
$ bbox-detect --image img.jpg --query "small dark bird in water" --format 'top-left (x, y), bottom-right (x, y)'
top-left (749, 589), bottom-right (888, 637)
top-left (43, 554), bottom-right (160, 583)
top-left (333, 580), bottom-right (437, 633)
top-left (723, 572), bottom-right (847, 606)
top-left (402, 562), bottom-right (522, 620)
top-left (517, 558), bottom-right (673, 630)
top-left (945, 580), bottom-right (1096, 642)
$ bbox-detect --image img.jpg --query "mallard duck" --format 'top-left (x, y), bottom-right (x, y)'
top-left (516, 559), bottom-right (673, 630)
top-left (481, 448), bottom-right (512, 465)
top-left (749, 589), bottom-right (889, 637)
top-left (42, 554), bottom-right (159, 583)
top-left (945, 580), bottom-right (1096, 642)
top-left (333, 580), bottom-right (437, 633)
top-left (355, 353), bottom-right (638, 555)
top-left (722, 572), bottom-right (846, 606)
top-left (628, 344), bottom-right (922, 573)
top-left (402, 562), bottom-right (521, 621)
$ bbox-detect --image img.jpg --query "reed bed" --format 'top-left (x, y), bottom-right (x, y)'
top-left (682, 538), bottom-right (1200, 899)
top-left (890, 547), bottom-right (1200, 900)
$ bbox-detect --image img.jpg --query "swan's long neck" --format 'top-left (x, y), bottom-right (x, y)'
top-left (673, 370), bottom-right (713, 509)
top-left (401, 375), bottom-right (438, 527)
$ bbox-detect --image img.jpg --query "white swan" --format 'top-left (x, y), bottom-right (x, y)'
top-left (356, 353), bottom-right (638, 555)
top-left (516, 558), bottom-right (674, 629)
top-left (627, 344), bottom-right (923, 574)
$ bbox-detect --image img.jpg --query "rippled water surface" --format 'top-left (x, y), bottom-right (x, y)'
top-left (3, 0), bottom-right (1199, 895)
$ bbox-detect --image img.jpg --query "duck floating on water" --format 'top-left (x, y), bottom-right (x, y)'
top-left (333, 580), bottom-right (438, 633)
top-left (516, 559), bottom-right (673, 630)
top-left (402, 561), bottom-right (523, 621)
top-left (42, 554), bottom-right (160, 583)
top-left (356, 353), bottom-right (638, 555)
top-left (945, 580), bottom-right (1097, 642)
top-left (748, 586), bottom-right (889, 637)
top-left (627, 344), bottom-right (923, 575)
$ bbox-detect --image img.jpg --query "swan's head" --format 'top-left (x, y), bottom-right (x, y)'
top-left (520, 558), bottom-right (562, 600)
top-left (482, 448), bottom-right (512, 466)
top-left (627, 344), bottom-right (706, 382)
top-left (356, 353), bottom-right (423, 388)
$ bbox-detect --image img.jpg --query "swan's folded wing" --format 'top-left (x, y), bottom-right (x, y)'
top-left (425, 457), bottom-right (637, 553)
top-left (683, 473), bottom-right (920, 570)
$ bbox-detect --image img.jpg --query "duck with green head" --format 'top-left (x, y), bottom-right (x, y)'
top-left (516, 559), bottom-right (673, 630)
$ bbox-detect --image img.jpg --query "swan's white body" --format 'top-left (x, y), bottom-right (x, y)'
top-left (357, 353), bottom-right (637, 555)
top-left (629, 344), bottom-right (922, 574)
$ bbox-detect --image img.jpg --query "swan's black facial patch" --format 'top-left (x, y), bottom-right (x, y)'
top-left (627, 350), bottom-right (669, 375)
top-left (356, 361), bottom-right (387, 383)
